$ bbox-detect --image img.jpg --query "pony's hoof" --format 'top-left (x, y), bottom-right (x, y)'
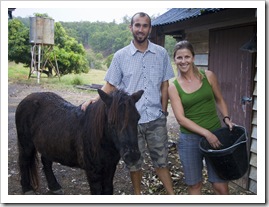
top-left (50, 189), bottom-right (64, 195)
top-left (24, 190), bottom-right (35, 195)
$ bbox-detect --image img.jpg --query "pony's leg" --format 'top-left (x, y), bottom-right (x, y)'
top-left (85, 172), bottom-right (103, 195)
top-left (41, 156), bottom-right (63, 194)
top-left (101, 164), bottom-right (117, 195)
top-left (87, 162), bottom-right (117, 195)
top-left (101, 176), bottom-right (114, 194)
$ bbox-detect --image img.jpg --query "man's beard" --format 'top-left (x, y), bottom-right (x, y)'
top-left (133, 32), bottom-right (148, 44)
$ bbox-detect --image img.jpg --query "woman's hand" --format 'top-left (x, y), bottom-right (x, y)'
top-left (204, 130), bottom-right (222, 149)
top-left (223, 116), bottom-right (235, 131)
top-left (226, 121), bottom-right (234, 131)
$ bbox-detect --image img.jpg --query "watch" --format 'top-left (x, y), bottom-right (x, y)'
top-left (162, 111), bottom-right (169, 116)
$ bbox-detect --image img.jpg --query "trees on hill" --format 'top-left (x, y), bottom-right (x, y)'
top-left (60, 20), bottom-right (176, 65)
top-left (60, 21), bottom-right (133, 56)
top-left (8, 15), bottom-right (176, 76)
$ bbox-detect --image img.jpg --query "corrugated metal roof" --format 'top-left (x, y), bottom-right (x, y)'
top-left (152, 8), bottom-right (225, 26)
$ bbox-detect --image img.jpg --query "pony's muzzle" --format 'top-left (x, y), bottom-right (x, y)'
top-left (122, 149), bottom-right (141, 166)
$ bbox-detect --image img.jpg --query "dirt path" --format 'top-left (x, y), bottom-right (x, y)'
top-left (7, 82), bottom-right (253, 196)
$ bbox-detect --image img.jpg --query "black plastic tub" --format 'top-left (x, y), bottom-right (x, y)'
top-left (199, 126), bottom-right (249, 180)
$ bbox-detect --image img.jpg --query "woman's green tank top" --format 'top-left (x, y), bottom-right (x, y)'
top-left (173, 70), bottom-right (221, 134)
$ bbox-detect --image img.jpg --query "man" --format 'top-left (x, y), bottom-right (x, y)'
top-left (82, 12), bottom-right (175, 195)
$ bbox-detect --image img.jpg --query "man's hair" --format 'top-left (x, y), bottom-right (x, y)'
top-left (130, 12), bottom-right (151, 27)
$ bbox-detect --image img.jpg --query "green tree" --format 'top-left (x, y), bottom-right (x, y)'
top-left (8, 18), bottom-right (89, 76)
top-left (105, 53), bottom-right (114, 68)
top-left (8, 19), bottom-right (31, 66)
top-left (165, 35), bottom-right (177, 58)
top-left (62, 21), bottom-right (132, 57)
top-left (53, 22), bottom-right (89, 75)
top-left (33, 13), bottom-right (51, 18)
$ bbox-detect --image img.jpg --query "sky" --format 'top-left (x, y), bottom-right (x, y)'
top-left (5, 1), bottom-right (268, 23)
top-left (7, 1), bottom-right (174, 23)
top-left (12, 8), bottom-right (169, 23)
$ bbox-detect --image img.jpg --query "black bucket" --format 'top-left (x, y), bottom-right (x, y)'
top-left (199, 125), bottom-right (249, 180)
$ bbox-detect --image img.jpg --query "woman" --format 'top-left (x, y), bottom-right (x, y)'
top-left (168, 40), bottom-right (234, 195)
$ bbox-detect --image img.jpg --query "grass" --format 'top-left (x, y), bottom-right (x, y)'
top-left (8, 62), bottom-right (29, 80)
top-left (8, 62), bottom-right (178, 92)
top-left (8, 62), bottom-right (106, 92)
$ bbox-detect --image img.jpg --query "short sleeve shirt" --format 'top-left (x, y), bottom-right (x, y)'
top-left (105, 40), bottom-right (175, 124)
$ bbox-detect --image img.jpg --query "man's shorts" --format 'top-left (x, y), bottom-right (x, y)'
top-left (178, 132), bottom-right (227, 185)
top-left (128, 114), bottom-right (169, 171)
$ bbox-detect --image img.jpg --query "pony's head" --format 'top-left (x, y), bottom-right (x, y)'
top-left (98, 89), bottom-right (143, 166)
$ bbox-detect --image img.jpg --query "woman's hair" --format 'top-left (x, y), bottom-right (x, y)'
top-left (173, 40), bottom-right (203, 80)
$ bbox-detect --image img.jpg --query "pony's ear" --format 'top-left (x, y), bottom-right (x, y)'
top-left (131, 90), bottom-right (144, 103)
top-left (98, 89), bottom-right (112, 107)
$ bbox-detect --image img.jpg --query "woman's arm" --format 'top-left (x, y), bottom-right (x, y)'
top-left (205, 70), bottom-right (234, 130)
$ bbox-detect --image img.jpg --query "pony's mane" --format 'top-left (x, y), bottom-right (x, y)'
top-left (107, 90), bottom-right (131, 133)
top-left (84, 89), bottom-right (131, 156)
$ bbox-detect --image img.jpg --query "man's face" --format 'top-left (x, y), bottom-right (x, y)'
top-left (130, 15), bottom-right (151, 44)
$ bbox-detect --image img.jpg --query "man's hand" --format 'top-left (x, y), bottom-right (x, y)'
top-left (81, 96), bottom-right (99, 111)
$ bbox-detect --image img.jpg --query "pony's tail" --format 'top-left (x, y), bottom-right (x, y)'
top-left (28, 150), bottom-right (39, 191)
top-left (18, 142), bottom-right (40, 193)
top-left (16, 97), bottom-right (41, 193)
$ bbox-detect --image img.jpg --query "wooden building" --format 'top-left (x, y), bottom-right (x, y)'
top-left (150, 8), bottom-right (257, 193)
top-left (8, 8), bottom-right (16, 19)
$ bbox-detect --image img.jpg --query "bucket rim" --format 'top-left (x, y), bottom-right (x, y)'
top-left (201, 139), bottom-right (248, 153)
top-left (199, 125), bottom-right (248, 153)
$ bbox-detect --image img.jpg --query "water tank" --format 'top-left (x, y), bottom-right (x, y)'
top-left (29, 17), bottom-right (54, 45)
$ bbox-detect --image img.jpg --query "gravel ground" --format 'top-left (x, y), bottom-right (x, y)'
top-left (7, 82), bottom-right (254, 199)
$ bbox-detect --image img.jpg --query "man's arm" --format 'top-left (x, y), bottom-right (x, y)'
top-left (161, 80), bottom-right (169, 114)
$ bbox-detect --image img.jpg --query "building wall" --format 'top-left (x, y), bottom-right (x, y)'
top-left (185, 30), bottom-right (209, 70)
top-left (249, 62), bottom-right (257, 194)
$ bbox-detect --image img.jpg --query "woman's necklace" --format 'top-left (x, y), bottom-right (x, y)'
top-left (183, 76), bottom-right (192, 83)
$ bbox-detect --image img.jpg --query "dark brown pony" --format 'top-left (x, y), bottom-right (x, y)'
top-left (15, 89), bottom-right (143, 195)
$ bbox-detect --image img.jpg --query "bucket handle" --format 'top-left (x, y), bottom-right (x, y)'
top-left (207, 138), bottom-right (247, 153)
top-left (232, 125), bottom-right (248, 145)
top-left (207, 125), bottom-right (248, 153)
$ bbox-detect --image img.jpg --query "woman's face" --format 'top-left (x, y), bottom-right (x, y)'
top-left (174, 48), bottom-right (195, 73)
